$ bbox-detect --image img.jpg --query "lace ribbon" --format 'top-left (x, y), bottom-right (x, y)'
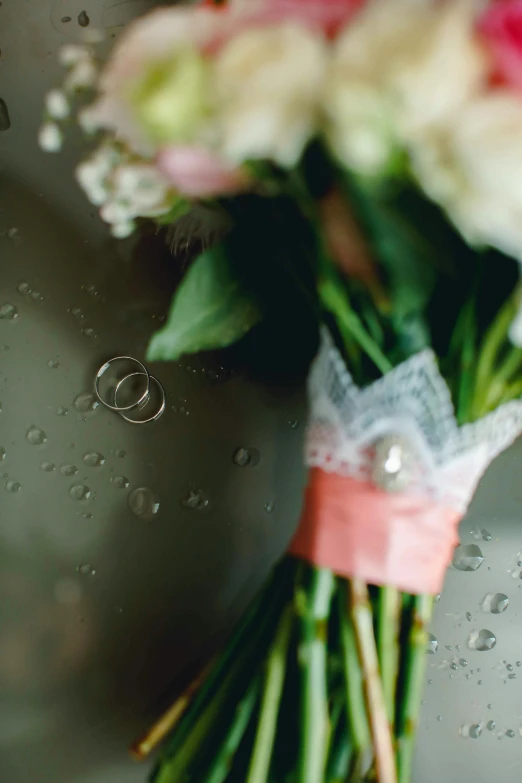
top-left (290, 330), bottom-right (522, 593)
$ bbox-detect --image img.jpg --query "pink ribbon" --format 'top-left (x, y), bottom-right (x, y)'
top-left (289, 469), bottom-right (461, 595)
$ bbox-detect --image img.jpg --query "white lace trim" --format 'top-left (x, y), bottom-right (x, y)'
top-left (306, 329), bottom-right (522, 512)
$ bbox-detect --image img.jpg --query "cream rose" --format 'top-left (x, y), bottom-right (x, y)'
top-left (213, 23), bottom-right (328, 167)
top-left (324, 0), bottom-right (487, 175)
top-left (81, 7), bottom-right (224, 154)
top-left (411, 92), bottom-right (522, 261)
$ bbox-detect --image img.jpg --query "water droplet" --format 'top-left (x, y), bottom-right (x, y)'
top-left (506, 729), bottom-right (515, 738)
top-left (459, 658), bottom-right (467, 667)
top-left (468, 629), bottom-right (496, 652)
top-left (487, 703), bottom-right (493, 710)
top-left (7, 227), bottom-right (19, 239)
top-left (69, 307), bottom-right (84, 320)
top-left (78, 10), bottom-right (90, 27)
top-left (112, 475), bottom-right (129, 489)
top-left (482, 592), bottom-right (509, 614)
top-left (56, 406), bottom-right (68, 416)
top-left (265, 500), bottom-right (275, 513)
top-left (5, 480), bottom-right (21, 492)
top-left (81, 512), bottom-right (93, 520)
top-left (509, 673), bottom-right (517, 680)
top-left (30, 290), bottom-right (44, 302)
top-left (469, 724), bottom-right (482, 739)
top-left (466, 612), bottom-right (472, 621)
top-left (70, 484), bottom-right (91, 501)
top-left (0, 303), bottom-right (18, 320)
top-left (77, 563), bottom-right (94, 576)
top-left (115, 449), bottom-right (126, 458)
top-left (47, 359), bottom-right (60, 369)
top-left (181, 487), bottom-right (208, 511)
top-left (426, 633), bottom-right (438, 654)
top-left (452, 544), bottom-right (484, 572)
top-left (40, 461), bottom-right (55, 472)
top-left (232, 447), bottom-right (260, 467)
top-left (437, 715), bottom-right (442, 722)
top-left (507, 663), bottom-right (514, 672)
top-left (288, 419), bottom-right (299, 429)
top-left (481, 528), bottom-right (492, 541)
top-left (17, 282), bottom-right (31, 295)
top-left (26, 426), bottom-right (47, 446)
top-left (450, 662), bottom-right (458, 670)
top-left (487, 720), bottom-right (496, 731)
top-left (0, 447), bottom-right (5, 462)
top-left (61, 464), bottom-right (78, 477)
top-left (114, 606), bottom-right (123, 614)
top-left (129, 487), bottom-right (160, 519)
top-left (445, 645), bottom-right (453, 651)
top-left (83, 451), bottom-right (105, 468)
top-left (478, 679), bottom-right (483, 685)
top-left (81, 326), bottom-right (96, 339)
top-left (517, 661), bottom-right (521, 667)
top-left (435, 593), bottom-right (441, 602)
top-left (74, 392), bottom-right (99, 413)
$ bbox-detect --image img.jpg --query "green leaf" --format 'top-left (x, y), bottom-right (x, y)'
top-left (146, 244), bottom-right (262, 362)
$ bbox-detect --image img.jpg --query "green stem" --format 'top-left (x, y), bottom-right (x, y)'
top-left (153, 651), bottom-right (252, 783)
top-left (484, 346), bottom-right (522, 410)
top-left (499, 377), bottom-right (522, 405)
top-left (326, 710), bottom-right (353, 783)
top-left (320, 275), bottom-right (393, 375)
top-left (298, 567), bottom-right (336, 783)
top-left (338, 585), bottom-right (370, 753)
top-left (206, 675), bottom-right (263, 783)
top-left (396, 594), bottom-right (433, 783)
top-left (455, 299), bottom-right (477, 425)
top-left (246, 605), bottom-right (294, 783)
top-left (349, 579), bottom-right (397, 783)
top-left (471, 290), bottom-right (519, 419)
top-left (377, 586), bottom-right (401, 728)
top-left (152, 566), bottom-right (291, 774)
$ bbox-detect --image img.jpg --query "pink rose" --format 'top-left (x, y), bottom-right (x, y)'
top-left (478, 0), bottom-right (522, 90)
top-left (156, 145), bottom-right (250, 197)
top-left (228, 0), bottom-right (364, 37)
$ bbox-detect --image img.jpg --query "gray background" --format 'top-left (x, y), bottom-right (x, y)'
top-left (1, 2), bottom-right (522, 781)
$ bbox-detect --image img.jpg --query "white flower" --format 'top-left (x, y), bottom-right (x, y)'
top-left (82, 7), bottom-right (223, 154)
top-left (324, 0), bottom-right (487, 175)
top-left (59, 44), bottom-right (91, 68)
top-left (65, 59), bottom-right (98, 91)
top-left (77, 145), bottom-right (177, 235)
top-left (38, 123), bottom-right (63, 153)
top-left (111, 221), bottom-right (135, 239)
top-left (45, 90), bottom-right (70, 119)
top-left (76, 146), bottom-right (121, 205)
top-left (213, 22), bottom-right (327, 167)
top-left (410, 92), bottom-right (522, 263)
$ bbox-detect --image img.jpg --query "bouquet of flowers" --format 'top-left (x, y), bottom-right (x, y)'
top-left (42, 1), bottom-right (522, 781)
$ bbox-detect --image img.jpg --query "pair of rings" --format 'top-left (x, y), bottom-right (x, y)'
top-left (94, 356), bottom-right (166, 424)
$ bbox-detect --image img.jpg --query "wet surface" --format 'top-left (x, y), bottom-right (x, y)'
top-left (2, 2), bottom-right (522, 782)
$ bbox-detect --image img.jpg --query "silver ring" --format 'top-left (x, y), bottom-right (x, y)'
top-left (114, 372), bottom-right (166, 424)
top-left (94, 356), bottom-right (150, 412)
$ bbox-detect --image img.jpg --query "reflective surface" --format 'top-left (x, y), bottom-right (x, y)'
top-left (1, 2), bottom-right (522, 782)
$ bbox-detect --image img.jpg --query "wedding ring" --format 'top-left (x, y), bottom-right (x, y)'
top-left (94, 356), bottom-right (150, 412)
top-left (114, 371), bottom-right (166, 424)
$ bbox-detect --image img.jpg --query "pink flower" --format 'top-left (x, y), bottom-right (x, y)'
top-left (229, 0), bottom-right (364, 37)
top-left (156, 145), bottom-right (249, 197)
top-left (478, 0), bottom-right (522, 90)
